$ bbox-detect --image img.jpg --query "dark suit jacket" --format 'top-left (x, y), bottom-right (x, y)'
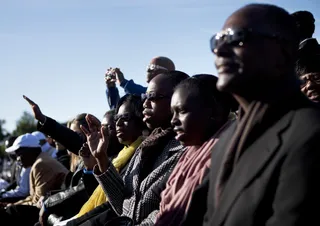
top-left (202, 94), bottom-right (320, 226)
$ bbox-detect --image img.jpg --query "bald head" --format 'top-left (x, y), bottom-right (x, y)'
top-left (146, 56), bottom-right (176, 83)
top-left (214, 3), bottom-right (299, 97)
top-left (225, 4), bottom-right (298, 46)
top-left (149, 71), bottom-right (189, 93)
top-left (292, 10), bottom-right (315, 42)
top-left (150, 56), bottom-right (175, 71)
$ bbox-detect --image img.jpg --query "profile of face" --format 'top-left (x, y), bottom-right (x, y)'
top-left (16, 149), bottom-right (34, 168)
top-left (213, 8), bottom-right (287, 95)
top-left (300, 72), bottom-right (320, 102)
top-left (143, 76), bottom-right (173, 130)
top-left (101, 114), bottom-right (117, 139)
top-left (171, 88), bottom-right (212, 146)
top-left (115, 102), bottom-right (141, 146)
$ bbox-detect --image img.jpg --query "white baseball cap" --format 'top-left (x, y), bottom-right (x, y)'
top-left (31, 131), bottom-right (47, 141)
top-left (5, 133), bottom-right (41, 154)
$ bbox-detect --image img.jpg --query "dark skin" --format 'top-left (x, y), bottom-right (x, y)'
top-left (142, 74), bottom-right (175, 130)
top-left (214, 6), bottom-right (296, 111)
top-left (16, 148), bottom-right (41, 168)
top-left (107, 56), bottom-right (174, 86)
top-left (300, 72), bottom-right (320, 102)
top-left (146, 57), bottom-right (175, 83)
top-left (115, 103), bottom-right (142, 146)
top-left (81, 107), bottom-right (143, 174)
top-left (0, 148), bottom-right (39, 209)
top-left (83, 75), bottom-right (176, 174)
top-left (171, 88), bottom-right (214, 147)
top-left (101, 113), bottom-right (123, 157)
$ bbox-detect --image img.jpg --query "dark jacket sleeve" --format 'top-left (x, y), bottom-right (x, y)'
top-left (37, 116), bottom-right (83, 155)
top-left (106, 86), bottom-right (120, 109)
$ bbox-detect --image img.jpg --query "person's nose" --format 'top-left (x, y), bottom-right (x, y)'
top-left (143, 98), bottom-right (151, 109)
top-left (214, 39), bottom-right (234, 57)
top-left (171, 112), bottom-right (180, 127)
top-left (306, 80), bottom-right (316, 90)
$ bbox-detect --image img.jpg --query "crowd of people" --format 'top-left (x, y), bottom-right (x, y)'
top-left (0, 3), bottom-right (319, 226)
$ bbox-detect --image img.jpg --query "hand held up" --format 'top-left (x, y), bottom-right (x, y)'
top-left (23, 95), bottom-right (46, 123)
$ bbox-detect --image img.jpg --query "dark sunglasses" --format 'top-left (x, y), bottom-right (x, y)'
top-left (141, 92), bottom-right (169, 102)
top-left (114, 113), bottom-right (132, 122)
top-left (210, 28), bottom-right (286, 52)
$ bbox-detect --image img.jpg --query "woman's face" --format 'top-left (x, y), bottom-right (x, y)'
top-left (115, 102), bottom-right (142, 146)
top-left (171, 88), bottom-right (212, 146)
top-left (101, 114), bottom-right (117, 139)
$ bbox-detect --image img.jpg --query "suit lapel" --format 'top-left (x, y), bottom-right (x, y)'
top-left (209, 122), bottom-right (237, 210)
top-left (214, 111), bottom-right (294, 225)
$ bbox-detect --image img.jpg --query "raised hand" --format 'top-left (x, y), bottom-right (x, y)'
top-left (105, 67), bottom-right (116, 87)
top-left (81, 114), bottom-right (110, 172)
top-left (23, 95), bottom-right (46, 123)
top-left (112, 68), bottom-right (125, 85)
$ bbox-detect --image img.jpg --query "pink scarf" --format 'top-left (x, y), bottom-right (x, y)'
top-left (155, 136), bottom-right (219, 226)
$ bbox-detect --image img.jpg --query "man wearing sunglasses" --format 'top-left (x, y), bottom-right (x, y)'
top-left (184, 3), bottom-right (320, 226)
top-left (106, 56), bottom-right (175, 96)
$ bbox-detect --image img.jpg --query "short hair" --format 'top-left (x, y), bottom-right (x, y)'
top-left (103, 109), bottom-right (115, 118)
top-left (156, 70), bottom-right (189, 90)
top-left (292, 10), bottom-right (315, 39)
top-left (296, 54), bottom-right (320, 76)
top-left (115, 94), bottom-right (146, 130)
top-left (70, 113), bottom-right (89, 131)
top-left (175, 74), bottom-right (238, 120)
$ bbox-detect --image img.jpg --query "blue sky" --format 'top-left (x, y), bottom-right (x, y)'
top-left (1, 0), bottom-right (319, 133)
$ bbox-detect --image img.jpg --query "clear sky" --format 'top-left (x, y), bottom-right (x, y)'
top-left (1, 0), bottom-right (319, 133)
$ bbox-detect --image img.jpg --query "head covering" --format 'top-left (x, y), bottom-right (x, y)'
top-left (31, 131), bottom-right (47, 142)
top-left (5, 133), bottom-right (41, 154)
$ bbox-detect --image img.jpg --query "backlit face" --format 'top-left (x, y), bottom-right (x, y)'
top-left (213, 10), bottom-right (285, 95)
top-left (16, 149), bottom-right (33, 168)
top-left (101, 114), bottom-right (116, 139)
top-left (115, 103), bottom-right (141, 146)
top-left (143, 77), bottom-right (173, 130)
top-left (171, 88), bottom-right (211, 146)
top-left (300, 73), bottom-right (320, 102)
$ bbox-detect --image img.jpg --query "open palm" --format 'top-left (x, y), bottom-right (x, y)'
top-left (81, 114), bottom-right (109, 160)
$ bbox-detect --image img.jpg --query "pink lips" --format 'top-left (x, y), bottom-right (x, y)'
top-left (174, 129), bottom-right (185, 141)
top-left (143, 109), bottom-right (153, 122)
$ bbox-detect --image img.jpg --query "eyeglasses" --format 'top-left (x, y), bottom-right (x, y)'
top-left (141, 92), bottom-right (169, 102)
top-left (114, 113), bottom-right (132, 122)
top-left (300, 73), bottom-right (320, 87)
top-left (146, 64), bottom-right (169, 73)
top-left (210, 28), bottom-right (287, 53)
